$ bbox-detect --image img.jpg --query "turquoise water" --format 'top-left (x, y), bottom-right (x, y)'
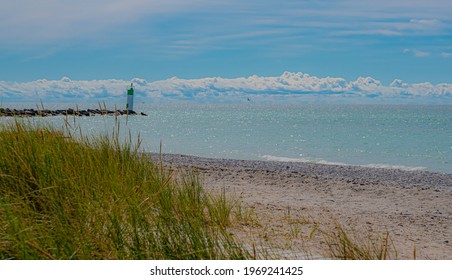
top-left (3, 104), bottom-right (452, 174)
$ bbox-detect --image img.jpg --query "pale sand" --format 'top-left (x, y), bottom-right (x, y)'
top-left (152, 153), bottom-right (452, 259)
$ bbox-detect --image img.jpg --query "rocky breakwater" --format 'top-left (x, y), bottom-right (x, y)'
top-left (0, 108), bottom-right (148, 117)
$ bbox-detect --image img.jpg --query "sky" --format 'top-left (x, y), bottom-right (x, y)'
top-left (1, 0), bottom-right (452, 103)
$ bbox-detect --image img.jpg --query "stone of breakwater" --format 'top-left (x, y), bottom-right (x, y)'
top-left (0, 108), bottom-right (148, 117)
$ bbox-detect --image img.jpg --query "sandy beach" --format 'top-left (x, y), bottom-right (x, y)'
top-left (152, 153), bottom-right (452, 259)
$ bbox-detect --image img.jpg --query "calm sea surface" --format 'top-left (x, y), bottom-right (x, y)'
top-left (3, 104), bottom-right (452, 174)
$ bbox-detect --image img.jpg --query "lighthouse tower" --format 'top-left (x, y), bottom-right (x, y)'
top-left (126, 83), bottom-right (134, 112)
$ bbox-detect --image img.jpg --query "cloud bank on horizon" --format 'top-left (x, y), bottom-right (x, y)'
top-left (1, 72), bottom-right (451, 104)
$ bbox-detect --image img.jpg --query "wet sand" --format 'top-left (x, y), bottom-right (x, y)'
top-left (151, 153), bottom-right (452, 259)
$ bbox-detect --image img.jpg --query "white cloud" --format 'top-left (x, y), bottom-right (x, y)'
top-left (403, 48), bottom-right (431, 57)
top-left (0, 0), bottom-right (213, 44)
top-left (1, 72), bottom-right (451, 104)
top-left (2, 0), bottom-right (451, 49)
top-left (407, 18), bottom-right (443, 32)
top-left (414, 50), bottom-right (431, 57)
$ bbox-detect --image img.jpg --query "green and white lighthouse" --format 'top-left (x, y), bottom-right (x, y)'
top-left (126, 83), bottom-right (134, 112)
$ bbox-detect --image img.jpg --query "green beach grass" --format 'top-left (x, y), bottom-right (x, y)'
top-left (0, 119), bottom-right (248, 259)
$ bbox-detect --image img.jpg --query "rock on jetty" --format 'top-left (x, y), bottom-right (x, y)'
top-left (0, 108), bottom-right (148, 117)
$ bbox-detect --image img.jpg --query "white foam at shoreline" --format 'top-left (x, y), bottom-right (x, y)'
top-left (363, 164), bottom-right (427, 172)
top-left (262, 155), bottom-right (350, 166)
top-left (261, 155), bottom-right (428, 172)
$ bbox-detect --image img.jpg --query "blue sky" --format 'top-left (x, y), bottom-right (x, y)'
top-left (1, 0), bottom-right (452, 87)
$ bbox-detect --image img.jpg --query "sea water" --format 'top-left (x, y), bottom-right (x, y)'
top-left (3, 104), bottom-right (452, 174)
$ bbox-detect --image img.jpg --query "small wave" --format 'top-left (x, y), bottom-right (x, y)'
top-left (363, 164), bottom-right (427, 172)
top-left (262, 155), bottom-right (428, 171)
top-left (261, 155), bottom-right (349, 166)
top-left (261, 155), bottom-right (308, 163)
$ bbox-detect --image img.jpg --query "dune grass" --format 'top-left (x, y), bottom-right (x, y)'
top-left (322, 223), bottom-right (398, 260)
top-left (0, 119), bottom-right (249, 259)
